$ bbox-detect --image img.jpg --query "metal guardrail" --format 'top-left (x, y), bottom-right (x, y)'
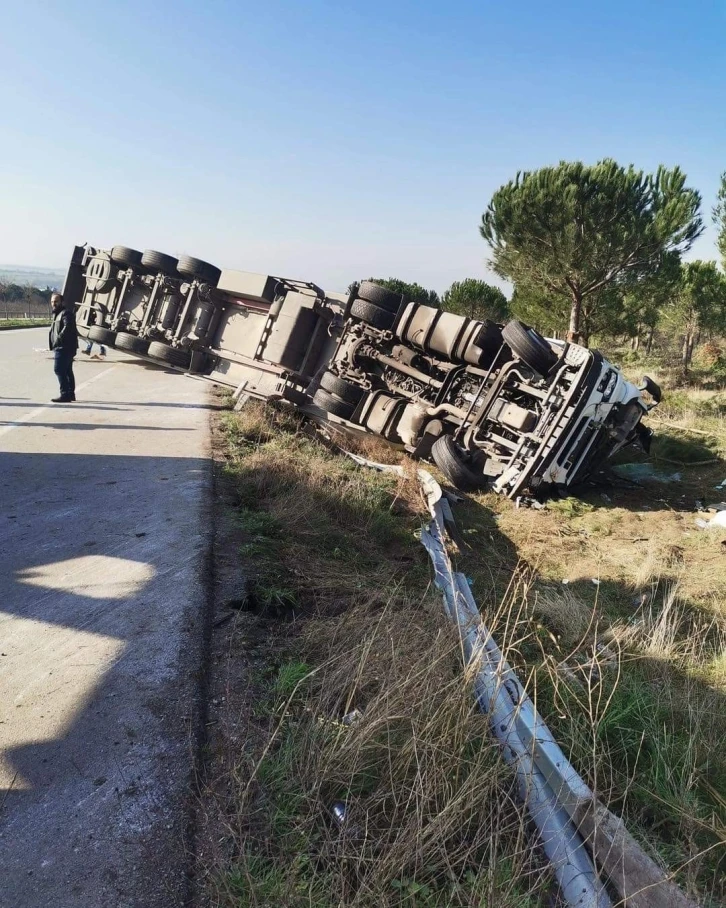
top-left (344, 451), bottom-right (699, 908)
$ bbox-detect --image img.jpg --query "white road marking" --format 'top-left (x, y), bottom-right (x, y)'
top-left (0, 365), bottom-right (117, 439)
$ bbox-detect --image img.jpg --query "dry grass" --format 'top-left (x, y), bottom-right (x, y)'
top-left (205, 396), bottom-right (726, 908)
top-left (216, 606), bottom-right (549, 907)
top-left (452, 388), bottom-right (726, 903)
top-left (529, 586), bottom-right (595, 648)
top-left (207, 402), bottom-right (552, 906)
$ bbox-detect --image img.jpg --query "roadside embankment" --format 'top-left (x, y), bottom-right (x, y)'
top-left (196, 393), bottom-right (725, 907)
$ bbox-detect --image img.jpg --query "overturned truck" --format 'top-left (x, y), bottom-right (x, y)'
top-left (63, 243), bottom-right (659, 498)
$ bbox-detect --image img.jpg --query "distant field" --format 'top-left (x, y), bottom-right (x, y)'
top-left (0, 266), bottom-right (65, 288)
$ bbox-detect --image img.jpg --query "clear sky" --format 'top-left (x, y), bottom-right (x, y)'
top-left (1, 0), bottom-right (725, 294)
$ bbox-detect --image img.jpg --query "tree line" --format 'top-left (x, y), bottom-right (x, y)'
top-left (0, 283), bottom-right (53, 317)
top-left (375, 160), bottom-right (726, 373)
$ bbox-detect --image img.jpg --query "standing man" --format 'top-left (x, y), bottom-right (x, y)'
top-left (49, 293), bottom-right (78, 402)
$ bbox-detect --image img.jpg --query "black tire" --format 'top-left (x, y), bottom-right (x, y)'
top-left (502, 320), bottom-right (558, 376)
top-left (468, 320), bottom-right (505, 367)
top-left (110, 246), bottom-right (143, 269)
top-left (357, 281), bottom-right (402, 313)
top-left (176, 255), bottom-right (221, 286)
top-left (319, 371), bottom-right (365, 405)
top-left (350, 299), bottom-right (396, 330)
top-left (88, 326), bottom-right (116, 346)
top-left (141, 250), bottom-right (179, 276)
top-left (431, 435), bottom-right (488, 492)
top-left (147, 341), bottom-right (192, 369)
top-left (114, 331), bottom-right (150, 355)
top-left (312, 388), bottom-right (356, 420)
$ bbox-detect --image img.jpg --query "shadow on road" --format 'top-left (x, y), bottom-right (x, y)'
top-left (0, 449), bottom-right (211, 906)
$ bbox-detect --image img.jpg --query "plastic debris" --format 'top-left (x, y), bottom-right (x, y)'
top-left (331, 801), bottom-right (347, 826)
top-left (515, 496), bottom-right (546, 509)
top-left (330, 799), bottom-right (362, 839)
top-left (695, 511), bottom-right (726, 530)
top-left (612, 463), bottom-right (681, 483)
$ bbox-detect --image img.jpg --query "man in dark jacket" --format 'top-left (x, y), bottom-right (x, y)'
top-left (49, 293), bottom-right (79, 402)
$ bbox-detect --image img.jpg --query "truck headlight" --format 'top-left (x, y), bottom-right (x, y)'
top-left (603, 371), bottom-right (619, 401)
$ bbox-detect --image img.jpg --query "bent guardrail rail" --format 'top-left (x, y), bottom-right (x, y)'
top-left (346, 452), bottom-right (699, 908)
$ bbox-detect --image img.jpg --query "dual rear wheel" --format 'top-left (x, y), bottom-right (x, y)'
top-left (88, 325), bottom-right (116, 346)
top-left (312, 371), bottom-right (366, 420)
top-left (114, 331), bottom-right (149, 355)
top-left (87, 326), bottom-right (191, 369)
top-left (147, 341), bottom-right (192, 369)
top-left (109, 246), bottom-right (221, 286)
top-left (350, 281), bottom-right (402, 331)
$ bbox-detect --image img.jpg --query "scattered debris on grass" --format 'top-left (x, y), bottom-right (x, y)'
top-left (197, 395), bottom-right (726, 908)
top-left (611, 462), bottom-right (682, 483)
top-left (696, 511), bottom-right (726, 530)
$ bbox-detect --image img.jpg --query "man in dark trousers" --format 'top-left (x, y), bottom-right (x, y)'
top-left (49, 293), bottom-right (79, 402)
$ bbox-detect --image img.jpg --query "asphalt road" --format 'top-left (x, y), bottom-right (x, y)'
top-left (0, 329), bottom-right (212, 907)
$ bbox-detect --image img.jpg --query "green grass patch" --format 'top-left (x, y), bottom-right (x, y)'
top-left (0, 318), bottom-right (50, 329)
top-left (208, 397), bottom-right (726, 907)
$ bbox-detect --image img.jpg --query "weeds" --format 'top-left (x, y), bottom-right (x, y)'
top-left (221, 614), bottom-right (552, 907)
top-left (205, 398), bottom-right (726, 907)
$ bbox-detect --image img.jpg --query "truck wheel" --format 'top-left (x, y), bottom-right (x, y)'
top-left (312, 388), bottom-right (356, 420)
top-left (431, 435), bottom-right (488, 492)
top-left (350, 299), bottom-right (396, 331)
top-left (176, 255), bottom-right (221, 286)
top-left (502, 320), bottom-right (558, 376)
top-left (147, 341), bottom-right (192, 369)
top-left (88, 326), bottom-right (116, 346)
top-left (110, 246), bottom-right (143, 269)
top-left (357, 281), bottom-right (402, 313)
top-left (141, 250), bottom-right (179, 276)
top-left (319, 371), bottom-right (365, 405)
top-left (114, 331), bottom-right (150, 355)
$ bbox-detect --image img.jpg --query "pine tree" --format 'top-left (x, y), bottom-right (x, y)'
top-left (480, 160), bottom-right (702, 342)
top-left (441, 279), bottom-right (509, 322)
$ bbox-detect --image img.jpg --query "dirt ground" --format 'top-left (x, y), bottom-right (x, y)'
top-left (191, 407), bottom-right (274, 905)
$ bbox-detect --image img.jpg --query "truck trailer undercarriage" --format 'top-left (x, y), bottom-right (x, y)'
top-left (62, 243), bottom-right (659, 498)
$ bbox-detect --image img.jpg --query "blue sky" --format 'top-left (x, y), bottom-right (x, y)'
top-left (1, 0), bottom-right (725, 293)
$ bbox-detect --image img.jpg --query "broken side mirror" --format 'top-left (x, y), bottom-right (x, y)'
top-left (638, 375), bottom-right (661, 409)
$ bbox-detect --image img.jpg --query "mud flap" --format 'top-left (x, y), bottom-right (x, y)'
top-left (635, 422), bottom-right (653, 454)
